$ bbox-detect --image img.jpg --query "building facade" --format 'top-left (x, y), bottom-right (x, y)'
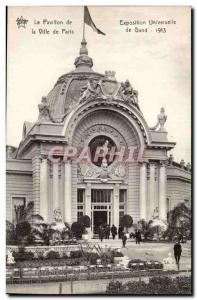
top-left (6, 40), bottom-right (191, 235)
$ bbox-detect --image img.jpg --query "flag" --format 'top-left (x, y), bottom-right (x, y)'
top-left (84, 6), bottom-right (105, 35)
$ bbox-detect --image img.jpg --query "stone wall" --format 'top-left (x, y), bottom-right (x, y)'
top-left (167, 164), bottom-right (191, 210)
top-left (167, 178), bottom-right (191, 210)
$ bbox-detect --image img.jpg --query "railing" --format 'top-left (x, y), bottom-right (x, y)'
top-left (6, 243), bottom-right (82, 257)
top-left (6, 264), bottom-right (166, 284)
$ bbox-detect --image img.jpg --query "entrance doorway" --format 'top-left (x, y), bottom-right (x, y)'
top-left (93, 211), bottom-right (107, 234)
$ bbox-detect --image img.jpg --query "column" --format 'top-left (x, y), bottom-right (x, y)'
top-left (85, 183), bottom-right (92, 238)
top-left (40, 157), bottom-right (48, 222)
top-left (148, 163), bottom-right (155, 220)
top-left (32, 155), bottom-right (41, 214)
top-left (159, 162), bottom-right (167, 220)
top-left (139, 162), bottom-right (147, 220)
top-left (113, 184), bottom-right (119, 229)
top-left (64, 160), bottom-right (72, 224)
top-left (53, 161), bottom-right (59, 211)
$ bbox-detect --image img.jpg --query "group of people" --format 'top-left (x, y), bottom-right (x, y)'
top-left (98, 224), bottom-right (117, 241)
top-left (98, 223), bottom-right (184, 270)
top-left (98, 224), bottom-right (143, 248)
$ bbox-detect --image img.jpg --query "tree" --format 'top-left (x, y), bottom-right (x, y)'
top-left (15, 221), bottom-right (31, 239)
top-left (137, 219), bottom-right (152, 240)
top-left (120, 214), bottom-right (133, 232)
top-left (167, 203), bottom-right (191, 240)
top-left (15, 221), bottom-right (32, 248)
top-left (8, 200), bottom-right (44, 246)
top-left (71, 222), bottom-right (84, 239)
top-left (6, 220), bottom-right (16, 245)
top-left (79, 215), bottom-right (91, 232)
top-left (14, 199), bottom-right (34, 225)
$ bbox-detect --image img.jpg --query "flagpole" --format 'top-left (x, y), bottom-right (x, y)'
top-left (83, 6), bottom-right (85, 40)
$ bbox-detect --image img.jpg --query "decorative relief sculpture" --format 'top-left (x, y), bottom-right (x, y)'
top-left (104, 70), bottom-right (116, 81)
top-left (74, 55), bottom-right (93, 69)
top-left (116, 80), bottom-right (140, 109)
top-left (37, 96), bottom-right (51, 122)
top-left (76, 74), bottom-right (141, 110)
top-left (78, 160), bottom-right (128, 182)
top-left (79, 125), bottom-right (125, 148)
top-left (108, 162), bottom-right (128, 180)
top-left (100, 160), bottom-right (108, 181)
top-left (79, 79), bottom-right (105, 103)
top-left (150, 107), bottom-right (167, 132)
top-left (77, 163), bottom-right (100, 179)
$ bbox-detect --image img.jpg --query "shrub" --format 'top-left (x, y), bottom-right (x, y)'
top-left (145, 261), bottom-right (163, 270)
top-left (70, 250), bottom-right (83, 259)
top-left (61, 252), bottom-right (69, 259)
top-left (101, 252), bottom-right (114, 265)
top-left (120, 215), bottom-right (133, 231)
top-left (13, 250), bottom-right (34, 261)
top-left (71, 222), bottom-right (84, 239)
top-left (112, 250), bottom-right (124, 257)
top-left (83, 252), bottom-right (99, 264)
top-left (15, 221), bottom-right (31, 240)
top-left (128, 259), bottom-right (163, 271)
top-left (79, 215), bottom-right (90, 228)
top-left (106, 281), bottom-right (125, 293)
top-left (128, 259), bottom-right (146, 271)
top-left (106, 276), bottom-right (192, 295)
top-left (45, 250), bottom-right (60, 259)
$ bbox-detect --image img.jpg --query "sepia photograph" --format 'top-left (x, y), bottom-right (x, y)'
top-left (6, 5), bottom-right (192, 295)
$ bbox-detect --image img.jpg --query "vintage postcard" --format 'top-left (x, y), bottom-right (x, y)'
top-left (6, 6), bottom-right (192, 295)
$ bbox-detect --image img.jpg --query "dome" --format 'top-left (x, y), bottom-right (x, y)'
top-left (37, 39), bottom-right (141, 124)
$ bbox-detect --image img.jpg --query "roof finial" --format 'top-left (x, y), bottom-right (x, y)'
top-left (80, 38), bottom-right (88, 55)
top-left (74, 38), bottom-right (93, 69)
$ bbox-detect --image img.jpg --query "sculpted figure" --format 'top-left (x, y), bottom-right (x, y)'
top-left (152, 207), bottom-right (159, 219)
top-left (122, 80), bottom-right (133, 95)
top-left (53, 208), bottom-right (63, 223)
top-left (150, 107), bottom-right (167, 132)
top-left (99, 140), bottom-right (110, 180)
top-left (119, 80), bottom-right (139, 109)
top-left (38, 96), bottom-right (50, 122)
top-left (7, 249), bottom-right (15, 265)
top-left (101, 140), bottom-right (109, 165)
top-left (79, 79), bottom-right (102, 103)
top-left (158, 107), bottom-right (167, 131)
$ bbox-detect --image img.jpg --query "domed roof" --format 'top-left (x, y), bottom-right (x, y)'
top-left (37, 39), bottom-right (141, 124)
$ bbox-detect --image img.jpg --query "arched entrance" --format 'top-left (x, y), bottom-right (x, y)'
top-left (70, 107), bottom-right (143, 236)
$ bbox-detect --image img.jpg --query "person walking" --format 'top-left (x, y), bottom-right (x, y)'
top-left (138, 230), bottom-right (141, 244)
top-left (178, 233), bottom-right (184, 244)
top-left (106, 224), bottom-right (110, 239)
top-left (174, 240), bottom-right (182, 270)
top-left (118, 225), bottom-right (124, 239)
top-left (111, 224), bottom-right (117, 240)
top-left (135, 230), bottom-right (141, 244)
top-left (122, 233), bottom-right (127, 248)
top-left (99, 225), bottom-right (104, 242)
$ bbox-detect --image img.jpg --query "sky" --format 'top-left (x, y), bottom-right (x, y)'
top-left (7, 6), bottom-right (191, 163)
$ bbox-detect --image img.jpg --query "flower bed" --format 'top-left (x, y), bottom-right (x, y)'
top-left (10, 248), bottom-right (123, 266)
top-left (11, 258), bottom-right (84, 268)
top-left (128, 259), bottom-right (163, 271)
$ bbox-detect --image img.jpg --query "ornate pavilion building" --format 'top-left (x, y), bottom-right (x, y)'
top-left (6, 39), bottom-right (191, 235)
